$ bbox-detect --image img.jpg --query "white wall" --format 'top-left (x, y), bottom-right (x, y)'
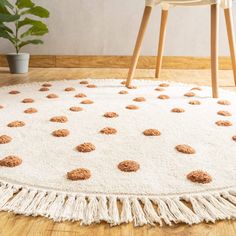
top-left (0, 0), bottom-right (235, 56)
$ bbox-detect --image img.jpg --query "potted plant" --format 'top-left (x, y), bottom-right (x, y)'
top-left (0, 0), bottom-right (49, 74)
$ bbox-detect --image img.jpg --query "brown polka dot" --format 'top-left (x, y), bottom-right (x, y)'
top-left (119, 90), bottom-right (128, 94)
top-left (217, 110), bottom-right (232, 116)
top-left (104, 112), bottom-right (119, 118)
top-left (126, 105), bottom-right (139, 110)
top-left (184, 92), bottom-right (196, 97)
top-left (118, 160), bottom-right (140, 172)
top-left (217, 100), bottom-right (231, 105)
top-left (0, 105), bottom-right (4, 109)
top-left (81, 99), bottom-right (94, 104)
top-left (65, 87), bottom-right (75, 92)
top-left (158, 95), bottom-right (170, 100)
top-left (7, 121), bottom-right (25, 128)
top-left (22, 98), bottom-right (34, 103)
top-left (176, 144), bottom-right (196, 154)
top-left (77, 143), bottom-right (96, 153)
top-left (9, 90), bottom-right (20, 94)
top-left (100, 127), bottom-right (117, 135)
top-left (155, 88), bottom-right (165, 92)
top-left (42, 83), bottom-right (52, 87)
top-left (215, 120), bottom-right (232, 126)
top-left (50, 116), bottom-right (68, 123)
top-left (171, 108), bottom-right (185, 113)
top-left (143, 129), bottom-right (161, 136)
top-left (121, 81), bottom-right (126, 85)
top-left (52, 129), bottom-right (70, 137)
top-left (133, 97), bottom-right (146, 102)
top-left (67, 168), bottom-right (91, 180)
top-left (70, 106), bottom-right (83, 112)
top-left (24, 108), bottom-right (38, 114)
top-left (80, 80), bottom-right (89, 85)
top-left (0, 156), bottom-right (22, 167)
top-left (159, 83), bottom-right (169, 87)
top-left (75, 93), bottom-right (87, 98)
top-left (189, 100), bottom-right (201, 105)
top-left (47, 94), bottom-right (58, 99)
top-left (187, 170), bottom-right (212, 184)
top-left (39, 87), bottom-right (49, 92)
top-left (127, 85), bottom-right (137, 89)
top-left (232, 135), bottom-right (236, 141)
top-left (191, 87), bottom-right (202, 91)
top-left (0, 135), bottom-right (12, 144)
top-left (87, 84), bottom-right (97, 88)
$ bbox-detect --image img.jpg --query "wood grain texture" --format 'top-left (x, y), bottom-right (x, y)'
top-left (0, 67), bottom-right (236, 236)
top-left (0, 55), bottom-right (233, 69)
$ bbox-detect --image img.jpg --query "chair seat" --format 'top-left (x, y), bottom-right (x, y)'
top-left (145, 0), bottom-right (232, 9)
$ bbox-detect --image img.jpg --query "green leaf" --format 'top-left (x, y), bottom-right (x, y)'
top-left (0, 29), bottom-right (15, 43)
top-left (0, 0), bottom-right (14, 10)
top-left (18, 39), bottom-right (43, 49)
top-left (20, 22), bottom-right (48, 38)
top-left (0, 13), bottom-right (20, 22)
top-left (22, 6), bottom-right (49, 18)
top-left (16, 0), bottom-right (35, 9)
top-left (0, 22), bottom-right (13, 33)
top-left (18, 17), bottom-right (45, 28)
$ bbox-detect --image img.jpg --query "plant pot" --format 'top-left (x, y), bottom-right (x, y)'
top-left (6, 53), bottom-right (30, 74)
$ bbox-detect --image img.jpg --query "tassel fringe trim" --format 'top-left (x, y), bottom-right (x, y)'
top-left (1, 182), bottom-right (236, 226)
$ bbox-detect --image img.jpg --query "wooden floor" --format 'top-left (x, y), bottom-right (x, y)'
top-left (0, 67), bottom-right (236, 236)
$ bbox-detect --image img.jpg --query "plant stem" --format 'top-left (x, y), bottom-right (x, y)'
top-left (15, 8), bottom-right (19, 54)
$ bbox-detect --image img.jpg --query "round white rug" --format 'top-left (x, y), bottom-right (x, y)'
top-left (0, 79), bottom-right (236, 226)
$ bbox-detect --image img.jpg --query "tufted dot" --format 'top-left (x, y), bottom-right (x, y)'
top-left (126, 105), bottom-right (139, 110)
top-left (159, 83), bottom-right (169, 87)
top-left (232, 135), bottom-right (236, 142)
top-left (189, 100), bottom-right (201, 105)
top-left (191, 87), bottom-right (202, 91)
top-left (119, 90), bottom-right (128, 94)
top-left (158, 95), bottom-right (170, 100)
top-left (127, 85), bottom-right (137, 89)
top-left (143, 129), bottom-right (161, 136)
top-left (9, 90), bottom-right (20, 94)
top-left (70, 106), bottom-right (83, 112)
top-left (104, 112), bottom-right (119, 118)
top-left (65, 87), bottom-right (75, 92)
top-left (187, 170), bottom-right (212, 184)
top-left (24, 108), bottom-right (38, 114)
top-left (100, 127), bottom-right (117, 135)
top-left (87, 84), bottom-right (97, 88)
top-left (22, 98), bottom-right (34, 103)
top-left (184, 92), bottom-right (196, 97)
top-left (47, 94), bottom-right (58, 99)
top-left (133, 97), bottom-right (146, 102)
top-left (217, 100), bottom-right (231, 105)
top-left (0, 156), bottom-right (22, 167)
top-left (0, 135), bottom-right (12, 144)
top-left (217, 110), bottom-right (232, 116)
top-left (0, 105), bottom-right (4, 109)
top-left (7, 121), bottom-right (25, 128)
top-left (67, 168), bottom-right (91, 180)
top-left (215, 120), bottom-right (232, 126)
top-left (121, 81), bottom-right (126, 85)
top-left (77, 143), bottom-right (96, 153)
top-left (75, 93), bottom-right (87, 98)
top-left (176, 144), bottom-right (196, 154)
top-left (118, 160), bottom-right (140, 172)
top-left (171, 108), bottom-right (185, 113)
top-left (81, 99), bottom-right (94, 104)
top-left (50, 116), bottom-right (68, 123)
top-left (42, 83), bottom-right (52, 87)
top-left (39, 87), bottom-right (49, 92)
top-left (155, 87), bottom-right (165, 92)
top-left (52, 129), bottom-right (70, 137)
top-left (80, 80), bottom-right (89, 85)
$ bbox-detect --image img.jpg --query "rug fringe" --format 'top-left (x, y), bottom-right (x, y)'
top-left (0, 182), bottom-right (236, 226)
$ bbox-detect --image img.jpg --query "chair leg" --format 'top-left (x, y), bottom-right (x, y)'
top-left (155, 9), bottom-right (169, 78)
top-left (224, 8), bottom-right (236, 86)
top-left (211, 4), bottom-right (219, 98)
top-left (126, 6), bottom-right (152, 87)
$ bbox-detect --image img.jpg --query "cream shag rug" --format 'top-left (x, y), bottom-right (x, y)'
top-left (0, 79), bottom-right (236, 227)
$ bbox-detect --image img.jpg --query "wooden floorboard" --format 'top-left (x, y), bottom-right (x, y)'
top-left (0, 67), bottom-right (236, 236)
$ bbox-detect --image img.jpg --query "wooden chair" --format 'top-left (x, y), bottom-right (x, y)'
top-left (126, 0), bottom-right (236, 98)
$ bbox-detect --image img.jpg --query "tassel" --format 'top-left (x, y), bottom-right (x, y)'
top-left (120, 197), bottom-right (133, 224)
top-left (131, 198), bottom-right (147, 226)
top-left (82, 196), bottom-right (99, 225)
top-left (108, 196), bottom-right (120, 226)
top-left (47, 194), bottom-right (66, 221)
top-left (0, 186), bottom-right (15, 208)
top-left (97, 196), bottom-right (109, 222)
top-left (60, 195), bottom-right (76, 221)
top-left (71, 196), bottom-right (87, 222)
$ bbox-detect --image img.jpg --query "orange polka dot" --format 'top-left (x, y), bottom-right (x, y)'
top-left (80, 80), bottom-right (89, 85)
top-left (143, 129), bottom-right (161, 136)
top-left (75, 93), bottom-right (87, 98)
top-left (155, 88), bottom-right (165, 92)
top-left (217, 110), bottom-right (232, 116)
top-left (0, 135), bottom-right (12, 144)
top-left (189, 100), bottom-right (201, 105)
top-left (159, 83), bottom-right (169, 87)
top-left (158, 95), bottom-right (170, 100)
top-left (119, 90), bottom-right (128, 94)
top-left (39, 87), bottom-right (49, 92)
top-left (176, 144), bottom-right (196, 154)
top-left (77, 143), bottom-right (96, 153)
top-left (67, 168), bottom-right (91, 180)
top-left (121, 81), bottom-right (126, 85)
top-left (118, 160), bottom-right (140, 172)
top-left (184, 92), bottom-right (195, 97)
top-left (24, 108), bottom-right (38, 114)
top-left (217, 100), bottom-right (231, 105)
top-left (127, 85), bottom-right (137, 89)
top-left (215, 120), bottom-right (232, 126)
top-left (87, 84), bottom-right (97, 88)
top-left (47, 94), bottom-right (58, 99)
top-left (52, 129), bottom-right (70, 137)
top-left (65, 87), bottom-right (75, 92)
top-left (81, 99), bottom-right (94, 104)
top-left (100, 127), bottom-right (117, 135)
top-left (9, 90), bottom-right (20, 94)
top-left (7, 121), bottom-right (25, 128)
top-left (191, 87), bottom-right (202, 91)
top-left (22, 98), bottom-right (34, 103)
top-left (232, 135), bottom-right (236, 142)
top-left (126, 105), bottom-right (139, 110)
top-left (70, 106), bottom-right (83, 112)
top-left (0, 156), bottom-right (22, 167)
top-left (133, 97), bottom-right (146, 102)
top-left (42, 83), bottom-right (52, 87)
top-left (171, 108), bottom-right (185, 113)
top-left (104, 112), bottom-right (119, 118)
top-left (50, 116), bottom-right (68, 123)
top-left (187, 170), bottom-right (212, 184)
top-left (0, 105), bottom-right (4, 109)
